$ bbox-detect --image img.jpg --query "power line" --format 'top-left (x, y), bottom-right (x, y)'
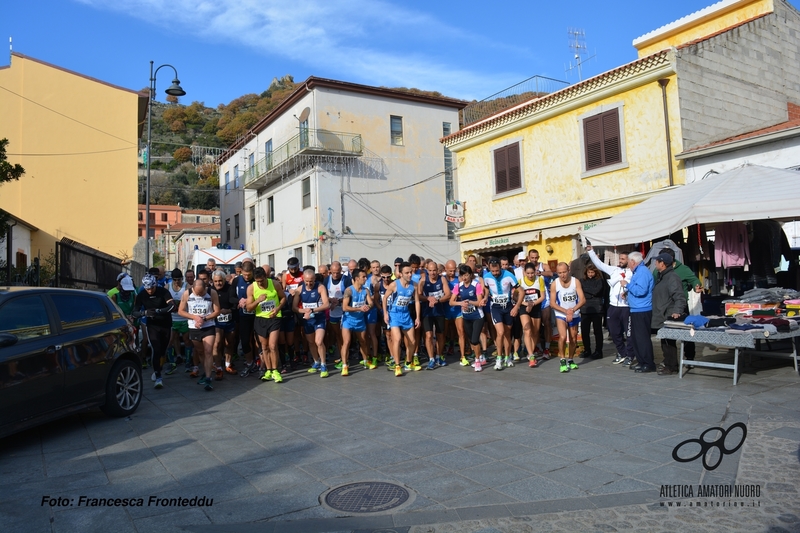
top-left (0, 84), bottom-right (135, 146)
top-left (8, 147), bottom-right (134, 156)
top-left (349, 171), bottom-right (444, 195)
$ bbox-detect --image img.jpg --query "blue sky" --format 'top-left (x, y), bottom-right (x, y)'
top-left (4, 0), bottom-right (724, 107)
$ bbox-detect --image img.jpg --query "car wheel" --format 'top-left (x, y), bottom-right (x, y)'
top-left (101, 359), bottom-right (143, 417)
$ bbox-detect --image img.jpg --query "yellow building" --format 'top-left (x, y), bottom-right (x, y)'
top-left (444, 0), bottom-right (797, 264)
top-left (0, 52), bottom-right (147, 261)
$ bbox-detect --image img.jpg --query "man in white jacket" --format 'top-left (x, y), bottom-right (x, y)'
top-left (586, 246), bottom-right (634, 365)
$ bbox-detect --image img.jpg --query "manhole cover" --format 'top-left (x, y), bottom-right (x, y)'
top-left (324, 481), bottom-right (410, 513)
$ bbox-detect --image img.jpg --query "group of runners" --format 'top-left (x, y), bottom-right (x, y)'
top-left (113, 248), bottom-right (591, 391)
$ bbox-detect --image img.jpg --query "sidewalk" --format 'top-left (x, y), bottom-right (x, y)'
top-left (1, 340), bottom-right (798, 533)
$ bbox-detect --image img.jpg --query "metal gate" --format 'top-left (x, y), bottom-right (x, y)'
top-left (55, 238), bottom-right (124, 290)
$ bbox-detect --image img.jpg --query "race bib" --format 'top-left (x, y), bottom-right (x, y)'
top-left (302, 302), bottom-right (317, 309)
top-left (524, 290), bottom-right (539, 302)
top-left (241, 309), bottom-right (254, 315)
top-left (562, 293), bottom-right (578, 303)
top-left (217, 313), bottom-right (231, 323)
top-left (260, 300), bottom-right (276, 313)
top-left (395, 296), bottom-right (411, 307)
top-left (492, 295), bottom-right (509, 306)
top-left (465, 304), bottom-right (476, 314)
top-left (429, 290), bottom-right (444, 300)
top-left (189, 304), bottom-right (207, 315)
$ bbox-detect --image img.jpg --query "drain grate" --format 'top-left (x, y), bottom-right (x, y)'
top-left (324, 481), bottom-right (410, 513)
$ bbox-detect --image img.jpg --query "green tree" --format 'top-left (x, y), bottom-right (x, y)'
top-left (0, 138), bottom-right (26, 242)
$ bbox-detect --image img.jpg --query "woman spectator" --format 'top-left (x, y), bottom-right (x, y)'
top-left (580, 264), bottom-right (605, 359)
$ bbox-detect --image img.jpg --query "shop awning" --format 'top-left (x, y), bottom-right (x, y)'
top-left (541, 219), bottom-right (608, 240)
top-left (581, 164), bottom-right (800, 246)
top-left (461, 230), bottom-right (541, 252)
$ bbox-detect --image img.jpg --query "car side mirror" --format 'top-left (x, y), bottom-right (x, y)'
top-left (0, 333), bottom-right (19, 348)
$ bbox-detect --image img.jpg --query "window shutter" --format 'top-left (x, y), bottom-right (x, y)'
top-left (494, 148), bottom-right (508, 193)
top-left (602, 110), bottom-right (621, 165)
top-left (584, 116), bottom-right (603, 170)
top-left (507, 143), bottom-right (521, 190)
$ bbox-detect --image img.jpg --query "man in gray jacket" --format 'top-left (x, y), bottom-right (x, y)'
top-left (651, 253), bottom-right (686, 375)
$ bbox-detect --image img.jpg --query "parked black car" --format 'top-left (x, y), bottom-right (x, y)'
top-left (0, 287), bottom-right (142, 438)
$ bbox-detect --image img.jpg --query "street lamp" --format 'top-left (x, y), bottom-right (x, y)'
top-left (145, 61), bottom-right (186, 268)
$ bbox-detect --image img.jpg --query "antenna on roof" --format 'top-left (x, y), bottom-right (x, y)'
top-left (9, 37), bottom-right (12, 59)
top-left (565, 28), bottom-right (596, 82)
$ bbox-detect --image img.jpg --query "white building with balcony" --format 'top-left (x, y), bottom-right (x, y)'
top-left (218, 77), bottom-right (466, 268)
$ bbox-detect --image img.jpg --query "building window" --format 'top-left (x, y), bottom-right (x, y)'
top-left (293, 247), bottom-right (303, 267)
top-left (267, 196), bottom-right (275, 224)
top-left (578, 103), bottom-right (628, 178)
top-left (212, 217), bottom-right (217, 223)
top-left (138, 228), bottom-right (143, 237)
top-left (267, 254), bottom-right (275, 268)
top-left (299, 119), bottom-right (309, 149)
top-left (250, 206), bottom-right (256, 231)
top-left (161, 213), bottom-right (168, 222)
top-left (196, 216), bottom-right (200, 223)
top-left (265, 139), bottom-right (273, 169)
top-left (234, 214), bottom-right (240, 239)
top-left (225, 171), bottom-right (230, 194)
top-left (493, 142), bottom-right (523, 196)
top-left (301, 178), bottom-right (311, 209)
top-left (149, 212), bottom-right (155, 222)
top-left (225, 218), bottom-right (231, 242)
top-left (390, 116), bottom-right (403, 146)
top-left (138, 212), bottom-right (143, 221)
top-left (248, 152), bottom-right (254, 169)
top-left (234, 165), bottom-right (239, 188)
top-left (15, 251), bottom-right (27, 269)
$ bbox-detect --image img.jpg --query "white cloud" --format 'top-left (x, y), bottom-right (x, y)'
top-left (75, 0), bottom-right (527, 100)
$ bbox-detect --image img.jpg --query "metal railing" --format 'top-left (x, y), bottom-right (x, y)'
top-left (462, 75), bottom-right (569, 126)
top-left (244, 129), bottom-right (363, 186)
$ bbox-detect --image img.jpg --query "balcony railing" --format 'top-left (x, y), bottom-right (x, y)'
top-left (244, 128), bottom-right (363, 189)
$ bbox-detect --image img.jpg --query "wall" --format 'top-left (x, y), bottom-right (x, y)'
top-left (0, 222), bottom-right (33, 267)
top-left (684, 134), bottom-right (800, 182)
top-left (0, 53), bottom-right (142, 259)
top-left (454, 74), bottom-right (683, 263)
top-left (676, 2), bottom-right (800, 150)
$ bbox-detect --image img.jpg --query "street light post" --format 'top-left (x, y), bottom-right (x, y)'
top-left (145, 61), bottom-right (186, 268)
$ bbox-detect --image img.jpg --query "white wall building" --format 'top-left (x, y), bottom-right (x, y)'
top-left (218, 77), bottom-right (466, 268)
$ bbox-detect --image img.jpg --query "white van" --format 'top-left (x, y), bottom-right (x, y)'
top-left (188, 248), bottom-right (253, 276)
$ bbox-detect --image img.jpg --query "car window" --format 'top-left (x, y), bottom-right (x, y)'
top-left (0, 295), bottom-right (52, 340)
top-left (50, 294), bottom-right (108, 331)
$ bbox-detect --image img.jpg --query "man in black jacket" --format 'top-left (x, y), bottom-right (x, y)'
top-left (651, 254), bottom-right (686, 375)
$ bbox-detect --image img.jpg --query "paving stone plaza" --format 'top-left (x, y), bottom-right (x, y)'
top-left (1, 341), bottom-right (798, 533)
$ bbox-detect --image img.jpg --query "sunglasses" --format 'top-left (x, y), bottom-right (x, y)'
top-left (381, 276), bottom-right (392, 280)
top-left (488, 259), bottom-right (500, 265)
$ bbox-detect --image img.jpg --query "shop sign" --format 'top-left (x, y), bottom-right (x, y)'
top-left (445, 201), bottom-right (465, 224)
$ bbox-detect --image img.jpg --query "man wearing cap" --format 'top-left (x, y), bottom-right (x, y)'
top-left (651, 253), bottom-right (687, 376)
top-left (110, 274), bottom-right (136, 317)
top-left (620, 252), bottom-right (655, 373)
top-left (167, 268), bottom-right (190, 373)
top-left (133, 274), bottom-right (176, 389)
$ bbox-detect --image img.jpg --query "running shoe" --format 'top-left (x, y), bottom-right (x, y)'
top-left (261, 370), bottom-right (273, 381)
top-left (203, 377), bottom-right (213, 391)
top-left (308, 362), bottom-right (321, 373)
top-left (225, 366), bottom-right (237, 375)
top-left (334, 361), bottom-right (343, 370)
top-left (474, 361), bottom-right (482, 372)
top-left (512, 352), bottom-right (520, 362)
top-left (142, 359), bottom-right (149, 369)
top-left (164, 363), bottom-right (178, 375)
top-left (154, 378), bottom-right (163, 389)
top-left (612, 354), bottom-right (625, 364)
top-left (365, 360), bottom-right (377, 370)
top-left (494, 358), bottom-right (503, 371)
top-left (413, 355), bottom-right (420, 367)
top-left (529, 357), bottom-right (539, 368)
top-left (505, 357), bottom-right (514, 368)
top-left (272, 370), bottom-right (283, 383)
top-left (280, 364), bottom-right (290, 375)
top-left (427, 359), bottom-right (436, 370)
top-left (403, 363), bottom-right (421, 372)
top-left (215, 368), bottom-right (224, 381)
top-left (151, 372), bottom-right (157, 382)
top-left (190, 366), bottom-right (199, 378)
top-left (460, 357), bottom-right (470, 367)
top-left (541, 349), bottom-right (552, 360)
top-left (320, 366), bottom-right (329, 378)
top-left (184, 362), bottom-right (193, 373)
top-left (621, 357), bottom-right (633, 366)
top-left (386, 361), bottom-right (397, 372)
top-left (559, 358), bottom-right (569, 373)
top-left (239, 362), bottom-right (255, 377)
top-left (479, 355), bottom-right (488, 365)
top-left (568, 360), bottom-right (579, 370)
top-left (341, 365), bottom-right (349, 377)
top-left (438, 356), bottom-right (448, 367)
top-left (197, 373), bottom-right (207, 384)
top-left (394, 364), bottom-right (403, 377)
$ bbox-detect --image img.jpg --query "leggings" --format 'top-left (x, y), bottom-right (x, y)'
top-left (463, 317), bottom-right (484, 346)
top-left (145, 324), bottom-right (170, 378)
top-left (580, 312), bottom-right (603, 354)
top-left (238, 313), bottom-right (256, 356)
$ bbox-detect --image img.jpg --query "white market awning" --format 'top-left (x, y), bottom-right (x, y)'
top-left (461, 230), bottom-right (541, 253)
top-left (581, 164), bottom-right (800, 246)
